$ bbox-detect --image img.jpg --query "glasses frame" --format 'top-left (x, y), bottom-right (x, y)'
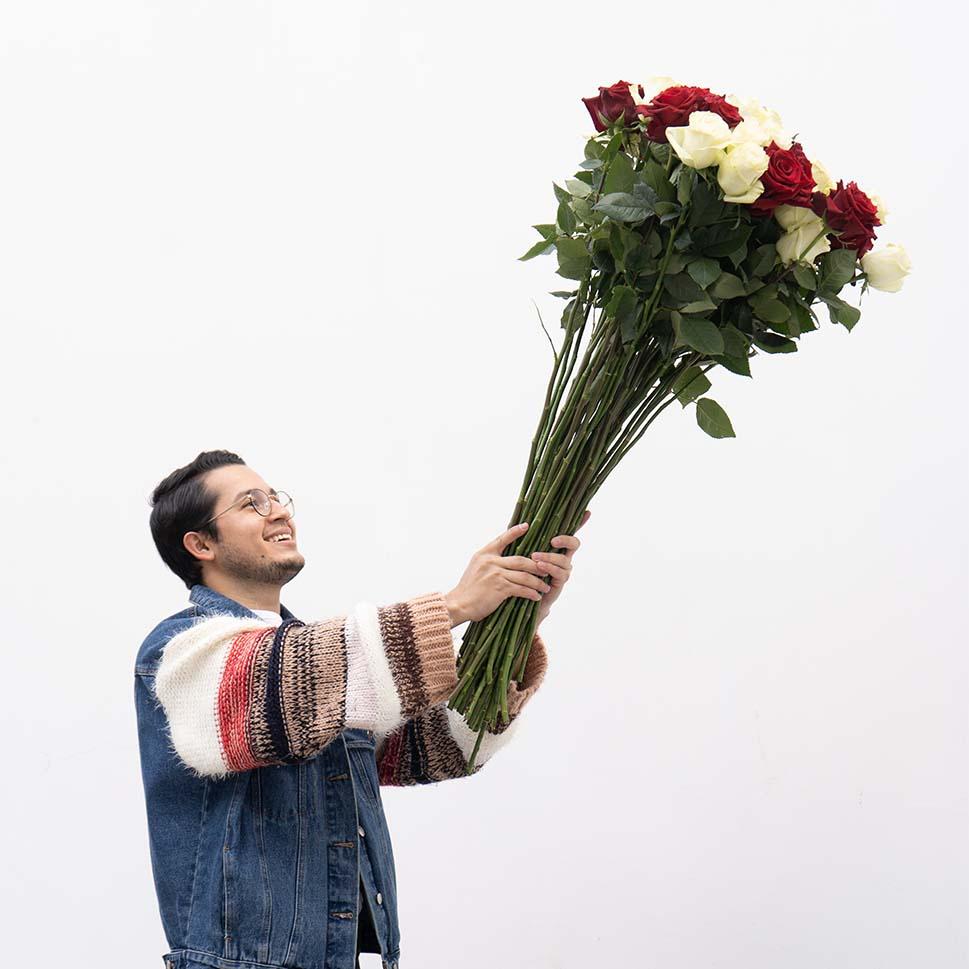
top-left (198, 488), bottom-right (294, 530)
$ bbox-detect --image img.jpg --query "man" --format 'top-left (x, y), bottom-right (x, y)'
top-left (134, 449), bottom-right (587, 969)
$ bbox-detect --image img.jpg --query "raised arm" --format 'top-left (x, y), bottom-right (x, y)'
top-left (154, 591), bottom-right (457, 779)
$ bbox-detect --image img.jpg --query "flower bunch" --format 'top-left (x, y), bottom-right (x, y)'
top-left (447, 77), bottom-right (911, 770)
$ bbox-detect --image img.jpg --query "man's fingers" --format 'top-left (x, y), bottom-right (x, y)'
top-left (503, 570), bottom-right (551, 596)
top-left (530, 551), bottom-right (572, 571)
top-left (483, 521), bottom-right (529, 554)
top-left (501, 554), bottom-right (547, 576)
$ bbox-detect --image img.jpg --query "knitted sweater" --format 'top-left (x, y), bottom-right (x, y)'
top-left (154, 590), bottom-right (548, 783)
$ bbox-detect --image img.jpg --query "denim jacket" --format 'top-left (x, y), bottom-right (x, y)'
top-left (134, 583), bottom-right (549, 969)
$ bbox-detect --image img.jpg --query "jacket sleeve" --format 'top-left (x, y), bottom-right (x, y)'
top-left (375, 630), bottom-right (549, 786)
top-left (154, 591), bottom-right (458, 779)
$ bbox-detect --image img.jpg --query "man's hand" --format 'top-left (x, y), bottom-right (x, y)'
top-left (443, 510), bottom-right (591, 627)
top-left (445, 522), bottom-right (555, 626)
top-left (532, 508), bottom-right (590, 626)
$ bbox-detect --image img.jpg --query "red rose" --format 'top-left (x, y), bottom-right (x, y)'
top-left (748, 140), bottom-right (816, 216)
top-left (639, 85), bottom-right (742, 143)
top-left (582, 80), bottom-right (645, 132)
top-left (810, 179), bottom-right (881, 257)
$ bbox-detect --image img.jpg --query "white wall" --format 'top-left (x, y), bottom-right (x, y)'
top-left (1, 2), bottom-right (964, 967)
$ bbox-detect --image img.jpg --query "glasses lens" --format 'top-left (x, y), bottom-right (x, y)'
top-left (275, 491), bottom-right (294, 518)
top-left (250, 490), bottom-right (272, 516)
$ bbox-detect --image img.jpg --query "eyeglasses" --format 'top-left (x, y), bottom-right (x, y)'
top-left (199, 489), bottom-right (294, 529)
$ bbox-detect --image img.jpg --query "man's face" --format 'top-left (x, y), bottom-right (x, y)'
top-left (188, 464), bottom-right (305, 587)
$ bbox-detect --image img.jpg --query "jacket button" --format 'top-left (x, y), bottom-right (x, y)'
top-left (358, 825), bottom-right (365, 838)
top-left (376, 891), bottom-right (383, 905)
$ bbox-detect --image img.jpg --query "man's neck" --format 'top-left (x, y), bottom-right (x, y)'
top-left (202, 574), bottom-right (281, 615)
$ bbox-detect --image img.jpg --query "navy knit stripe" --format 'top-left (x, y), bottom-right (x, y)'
top-left (265, 618), bottom-right (305, 763)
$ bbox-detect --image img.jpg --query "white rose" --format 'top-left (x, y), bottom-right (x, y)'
top-left (810, 159), bottom-right (836, 195)
top-left (776, 213), bottom-right (831, 266)
top-left (717, 141), bottom-right (769, 204)
top-left (773, 203), bottom-right (817, 231)
top-left (860, 243), bottom-right (911, 292)
top-left (867, 192), bottom-right (889, 224)
top-left (628, 76), bottom-right (681, 106)
top-left (723, 92), bottom-right (793, 149)
top-left (666, 111), bottom-right (733, 170)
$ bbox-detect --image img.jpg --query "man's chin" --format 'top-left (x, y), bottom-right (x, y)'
top-left (277, 555), bottom-right (306, 584)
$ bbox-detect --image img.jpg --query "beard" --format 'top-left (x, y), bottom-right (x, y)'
top-left (218, 541), bottom-right (306, 587)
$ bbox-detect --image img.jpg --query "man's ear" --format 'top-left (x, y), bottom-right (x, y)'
top-left (183, 531), bottom-right (215, 563)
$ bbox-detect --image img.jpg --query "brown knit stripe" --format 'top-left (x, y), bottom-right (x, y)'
top-left (401, 592), bottom-right (459, 703)
top-left (506, 631), bottom-right (548, 720)
top-left (247, 629), bottom-right (278, 763)
top-left (377, 600), bottom-right (428, 719)
top-left (420, 705), bottom-right (472, 780)
top-left (279, 616), bottom-right (348, 759)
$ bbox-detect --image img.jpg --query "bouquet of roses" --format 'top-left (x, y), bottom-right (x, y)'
top-left (447, 77), bottom-right (912, 770)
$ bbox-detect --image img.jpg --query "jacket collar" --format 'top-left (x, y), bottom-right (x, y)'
top-left (189, 583), bottom-right (298, 622)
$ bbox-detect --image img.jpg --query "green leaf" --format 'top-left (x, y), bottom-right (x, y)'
top-left (748, 292), bottom-right (791, 324)
top-left (606, 285), bottom-right (640, 344)
top-left (557, 200), bottom-right (576, 235)
top-left (663, 272), bottom-right (707, 304)
top-left (555, 237), bottom-right (591, 280)
top-left (592, 191), bottom-right (655, 223)
top-left (687, 179), bottom-right (724, 228)
top-left (687, 257), bottom-right (721, 289)
top-left (584, 138), bottom-right (602, 161)
top-left (749, 244), bottom-right (777, 278)
top-left (602, 151), bottom-right (635, 195)
top-left (710, 272), bottom-right (747, 300)
top-left (718, 354), bottom-right (752, 377)
top-left (697, 223), bottom-right (754, 258)
top-left (751, 332), bottom-right (797, 353)
top-left (673, 365), bottom-right (711, 406)
top-left (696, 398), bottom-right (736, 438)
top-left (553, 182), bottom-right (571, 204)
top-left (817, 249), bottom-right (857, 293)
top-left (572, 198), bottom-right (595, 224)
top-left (579, 158), bottom-right (604, 170)
top-left (641, 159), bottom-right (677, 203)
top-left (519, 238), bottom-right (556, 261)
top-left (681, 297), bottom-right (717, 314)
top-left (792, 263), bottom-right (817, 290)
top-left (533, 223), bottom-right (557, 240)
top-left (565, 178), bottom-right (592, 199)
top-left (679, 317), bottom-right (724, 355)
top-left (676, 168), bottom-right (696, 205)
top-left (837, 303), bottom-right (861, 330)
top-left (817, 293), bottom-right (861, 330)
top-left (602, 131), bottom-right (624, 163)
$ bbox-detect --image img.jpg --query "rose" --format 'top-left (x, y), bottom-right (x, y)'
top-left (628, 75), bottom-right (681, 108)
top-left (717, 141), bottom-right (770, 204)
top-left (582, 80), bottom-right (645, 132)
top-left (666, 111), bottom-right (735, 169)
top-left (860, 243), bottom-right (911, 292)
top-left (867, 192), bottom-right (889, 224)
top-left (639, 85), bottom-right (742, 143)
top-left (810, 179), bottom-right (881, 257)
top-left (811, 158), bottom-right (836, 195)
top-left (773, 205), bottom-right (831, 265)
top-left (748, 140), bottom-right (817, 215)
top-left (723, 92), bottom-right (793, 149)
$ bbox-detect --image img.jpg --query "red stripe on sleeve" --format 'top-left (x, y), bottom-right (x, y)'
top-left (219, 627), bottom-right (272, 773)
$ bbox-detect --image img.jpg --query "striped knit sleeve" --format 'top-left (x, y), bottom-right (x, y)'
top-left (153, 591), bottom-right (457, 779)
top-left (376, 630), bottom-right (548, 786)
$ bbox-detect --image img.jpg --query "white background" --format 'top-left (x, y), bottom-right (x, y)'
top-left (1, 2), bottom-right (965, 967)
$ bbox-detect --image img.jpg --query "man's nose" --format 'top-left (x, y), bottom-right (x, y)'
top-left (268, 498), bottom-right (293, 522)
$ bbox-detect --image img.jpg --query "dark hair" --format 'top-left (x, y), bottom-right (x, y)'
top-left (149, 449), bottom-right (246, 590)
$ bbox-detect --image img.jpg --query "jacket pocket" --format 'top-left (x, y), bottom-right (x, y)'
top-left (346, 742), bottom-right (381, 808)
